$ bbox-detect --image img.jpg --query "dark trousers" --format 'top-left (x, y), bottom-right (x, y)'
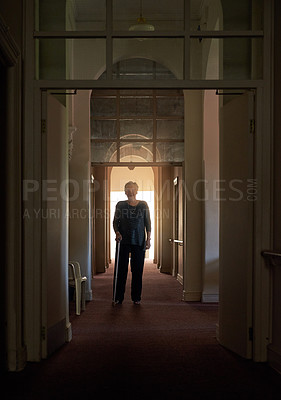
top-left (113, 243), bottom-right (145, 303)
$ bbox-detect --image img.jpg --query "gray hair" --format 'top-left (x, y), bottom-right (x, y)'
top-left (124, 181), bottom-right (139, 191)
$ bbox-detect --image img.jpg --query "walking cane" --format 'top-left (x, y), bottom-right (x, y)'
top-left (112, 240), bottom-right (121, 306)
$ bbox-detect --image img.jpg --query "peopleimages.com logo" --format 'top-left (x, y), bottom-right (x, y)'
top-left (22, 178), bottom-right (258, 203)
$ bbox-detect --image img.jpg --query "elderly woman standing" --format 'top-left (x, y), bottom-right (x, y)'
top-left (113, 181), bottom-right (151, 305)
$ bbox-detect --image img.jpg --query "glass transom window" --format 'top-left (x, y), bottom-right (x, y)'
top-left (91, 89), bottom-right (184, 164)
top-left (34, 0), bottom-right (264, 82)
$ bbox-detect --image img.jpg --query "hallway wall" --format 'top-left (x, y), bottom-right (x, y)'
top-left (0, 61), bottom-right (7, 372)
top-left (69, 90), bottom-right (92, 300)
top-left (183, 90), bottom-right (204, 301)
top-left (0, 3), bottom-right (24, 371)
top-left (0, 1), bottom-right (23, 46)
top-left (183, 90), bottom-right (219, 302)
top-left (46, 94), bottom-right (68, 355)
top-left (269, 0), bottom-right (281, 374)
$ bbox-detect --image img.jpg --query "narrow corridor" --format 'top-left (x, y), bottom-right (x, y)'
top-left (4, 262), bottom-right (281, 399)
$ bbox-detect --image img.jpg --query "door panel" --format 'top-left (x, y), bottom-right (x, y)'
top-left (42, 92), bottom-right (68, 357)
top-left (159, 166), bottom-right (173, 274)
top-left (177, 169), bottom-right (184, 282)
top-left (172, 177), bottom-right (179, 277)
top-left (92, 165), bottom-right (108, 274)
top-left (172, 167), bottom-right (184, 282)
top-left (218, 92), bottom-right (254, 359)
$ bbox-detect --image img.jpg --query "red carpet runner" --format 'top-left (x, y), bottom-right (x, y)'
top-left (4, 261), bottom-right (281, 399)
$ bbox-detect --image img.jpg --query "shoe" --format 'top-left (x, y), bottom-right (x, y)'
top-left (133, 301), bottom-right (141, 305)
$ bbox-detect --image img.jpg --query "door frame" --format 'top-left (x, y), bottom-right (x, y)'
top-left (22, 0), bottom-right (273, 366)
top-left (25, 83), bottom-right (272, 362)
top-left (0, 12), bottom-right (24, 371)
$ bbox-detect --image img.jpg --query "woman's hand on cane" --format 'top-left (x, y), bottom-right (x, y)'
top-left (115, 231), bottom-right (122, 242)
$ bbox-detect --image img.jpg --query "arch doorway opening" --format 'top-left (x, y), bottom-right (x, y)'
top-left (110, 166), bottom-right (155, 261)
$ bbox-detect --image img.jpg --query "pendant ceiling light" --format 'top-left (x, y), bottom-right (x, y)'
top-left (129, 0), bottom-right (155, 31)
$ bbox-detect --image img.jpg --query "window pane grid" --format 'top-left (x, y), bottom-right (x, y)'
top-left (36, 3), bottom-right (264, 83)
top-left (36, 0), bottom-right (263, 34)
top-left (190, 0), bottom-right (263, 31)
top-left (35, 30), bottom-right (263, 81)
top-left (91, 89), bottom-right (184, 163)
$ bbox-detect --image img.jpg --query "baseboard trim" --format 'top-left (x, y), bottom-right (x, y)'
top-left (47, 318), bottom-right (66, 356)
top-left (17, 345), bottom-right (27, 371)
top-left (201, 294), bottom-right (219, 303)
top-left (268, 344), bottom-right (281, 375)
top-left (7, 345), bottom-right (27, 371)
top-left (65, 322), bottom-right (72, 342)
top-left (182, 290), bottom-right (202, 302)
top-left (177, 274), bottom-right (183, 285)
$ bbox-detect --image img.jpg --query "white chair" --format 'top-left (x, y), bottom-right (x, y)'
top-left (68, 261), bottom-right (87, 315)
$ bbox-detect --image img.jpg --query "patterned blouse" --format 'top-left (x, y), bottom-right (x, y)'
top-left (113, 200), bottom-right (151, 249)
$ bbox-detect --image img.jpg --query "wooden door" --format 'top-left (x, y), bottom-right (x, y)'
top-left (42, 92), bottom-right (68, 357)
top-left (172, 167), bottom-right (184, 283)
top-left (218, 92), bottom-right (254, 359)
